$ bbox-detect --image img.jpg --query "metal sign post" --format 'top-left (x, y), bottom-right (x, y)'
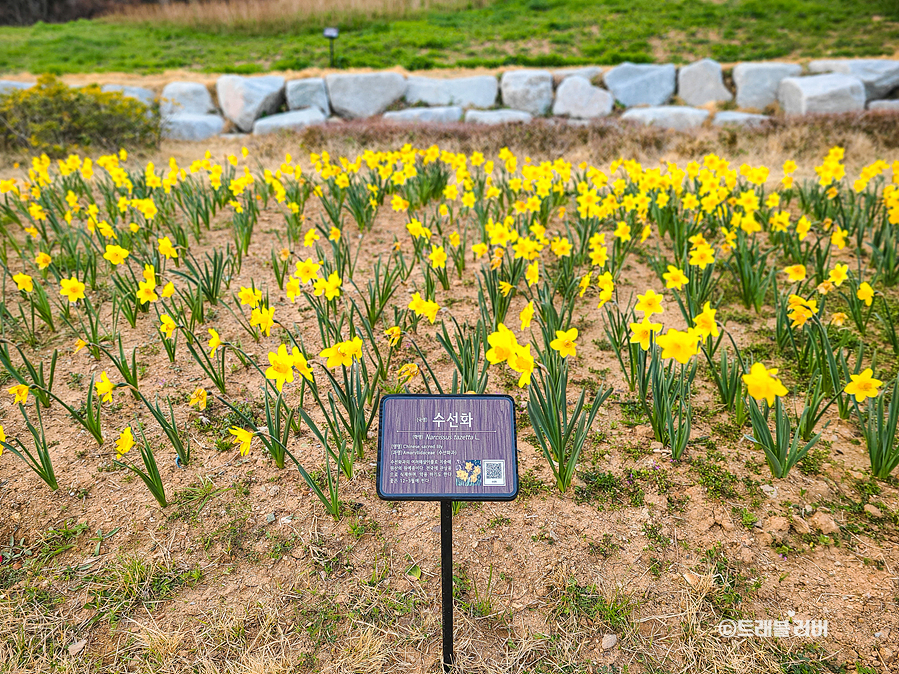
top-left (377, 394), bottom-right (519, 673)
top-left (440, 500), bottom-right (454, 672)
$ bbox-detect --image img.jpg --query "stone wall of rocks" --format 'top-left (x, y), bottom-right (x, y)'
top-left (2, 58), bottom-right (897, 141)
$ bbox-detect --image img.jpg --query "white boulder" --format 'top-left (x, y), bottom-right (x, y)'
top-left (325, 72), bottom-right (406, 119)
top-left (809, 59), bottom-right (899, 100)
top-left (404, 75), bottom-right (497, 108)
top-left (733, 62), bottom-right (802, 110)
top-left (778, 74), bottom-right (866, 115)
top-left (101, 84), bottom-right (155, 107)
top-left (160, 82), bottom-right (215, 116)
top-left (868, 100), bottom-right (899, 111)
top-left (603, 62), bottom-right (676, 107)
top-left (383, 106), bottom-right (463, 123)
top-left (552, 76), bottom-right (613, 118)
top-left (252, 108), bottom-right (326, 135)
top-left (712, 111), bottom-right (770, 127)
top-left (465, 109), bottom-right (533, 125)
top-left (500, 70), bottom-right (553, 115)
top-left (216, 75), bottom-right (285, 132)
top-left (621, 105), bottom-right (709, 130)
top-left (0, 80), bottom-right (34, 96)
top-left (162, 114), bottom-right (225, 141)
top-left (677, 59), bottom-right (732, 106)
top-left (286, 78), bottom-right (330, 116)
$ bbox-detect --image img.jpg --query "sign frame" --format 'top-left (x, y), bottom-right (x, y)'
top-left (376, 393), bottom-right (519, 502)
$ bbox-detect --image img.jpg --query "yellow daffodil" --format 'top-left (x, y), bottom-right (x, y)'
top-left (857, 282), bottom-right (874, 307)
top-left (103, 244), bottom-right (130, 265)
top-left (629, 317), bottom-right (662, 351)
top-left (12, 273), bottom-right (33, 292)
top-left (578, 272), bottom-right (592, 298)
top-left (693, 302), bottom-right (719, 339)
top-left (635, 289), bottom-right (664, 318)
top-left (398, 363), bottom-right (419, 383)
top-left (384, 326), bottom-right (402, 347)
top-left (742, 363), bottom-right (788, 406)
top-left (115, 427), bottom-right (134, 458)
top-left (229, 426), bottom-right (253, 456)
top-left (189, 387), bottom-right (208, 411)
top-left (508, 343), bottom-right (535, 388)
top-left (408, 292), bottom-right (440, 323)
top-left (8, 384), bottom-right (29, 405)
top-left (550, 328), bottom-right (578, 358)
top-left (265, 343), bottom-right (296, 392)
top-left (663, 266), bottom-right (688, 290)
top-left (295, 258), bottom-right (321, 284)
top-left (550, 237), bottom-right (572, 258)
top-left (844, 368), bottom-right (882, 403)
top-left (613, 221), bottom-right (631, 242)
top-left (596, 272), bottom-right (614, 309)
top-left (320, 337), bottom-right (364, 368)
top-left (158, 236), bottom-right (178, 259)
top-left (60, 276), bottom-right (86, 303)
top-left (208, 328), bottom-right (222, 356)
top-left (35, 252), bottom-right (52, 269)
top-left (428, 245), bottom-right (447, 269)
top-left (291, 347), bottom-right (314, 381)
top-left (238, 286), bottom-right (262, 308)
top-left (830, 312), bottom-right (848, 327)
top-left (828, 264), bottom-right (848, 287)
top-left (689, 244), bottom-right (715, 269)
top-left (95, 372), bottom-right (116, 403)
top-left (304, 229), bottom-right (320, 247)
top-left (136, 280), bottom-right (158, 304)
top-left (783, 264), bottom-right (807, 283)
top-left (525, 261), bottom-right (539, 287)
top-left (313, 271), bottom-right (342, 300)
top-left (159, 314), bottom-right (176, 339)
top-left (520, 301), bottom-right (535, 330)
top-left (249, 305), bottom-right (276, 336)
top-left (486, 324), bottom-right (519, 364)
top-left (656, 328), bottom-right (699, 364)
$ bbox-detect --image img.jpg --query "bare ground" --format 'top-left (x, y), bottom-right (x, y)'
top-left (1, 116), bottom-right (898, 674)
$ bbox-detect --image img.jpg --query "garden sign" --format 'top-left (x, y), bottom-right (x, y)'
top-left (377, 394), bottom-right (519, 672)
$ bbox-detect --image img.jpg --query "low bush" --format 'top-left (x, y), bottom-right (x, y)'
top-left (0, 74), bottom-right (160, 156)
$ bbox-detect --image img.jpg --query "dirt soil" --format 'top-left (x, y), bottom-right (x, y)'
top-left (0, 119), bottom-right (898, 674)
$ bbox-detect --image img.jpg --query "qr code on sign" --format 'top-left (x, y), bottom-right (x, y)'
top-left (483, 460), bottom-right (505, 486)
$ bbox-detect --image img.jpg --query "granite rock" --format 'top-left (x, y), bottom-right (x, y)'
top-left (603, 62), bottom-right (676, 107)
top-left (677, 58), bottom-right (733, 106)
top-left (325, 72), bottom-right (406, 119)
top-left (500, 70), bottom-right (553, 115)
top-left (216, 75), bottom-right (285, 132)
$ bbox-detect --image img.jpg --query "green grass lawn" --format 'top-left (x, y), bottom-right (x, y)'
top-left (1, 0), bottom-right (897, 75)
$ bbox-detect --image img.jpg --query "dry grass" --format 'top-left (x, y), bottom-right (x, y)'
top-left (237, 112), bottom-right (899, 182)
top-left (110, 0), bottom-right (480, 31)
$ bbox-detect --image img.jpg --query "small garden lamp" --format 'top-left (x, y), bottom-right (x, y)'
top-left (323, 27), bottom-right (339, 68)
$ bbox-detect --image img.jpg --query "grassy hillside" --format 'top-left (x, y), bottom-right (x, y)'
top-left (0, 0), bottom-right (896, 75)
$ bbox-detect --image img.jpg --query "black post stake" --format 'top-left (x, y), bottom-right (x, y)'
top-left (329, 39), bottom-right (334, 68)
top-left (440, 500), bottom-right (454, 673)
